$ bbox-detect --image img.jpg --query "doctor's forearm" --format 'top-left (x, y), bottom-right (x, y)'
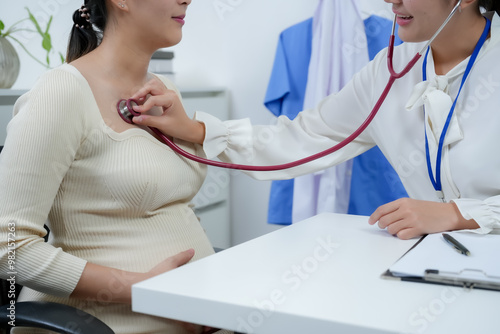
top-left (190, 120), bottom-right (206, 145)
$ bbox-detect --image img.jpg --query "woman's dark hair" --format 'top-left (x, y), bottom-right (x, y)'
top-left (66, 0), bottom-right (107, 63)
top-left (479, 0), bottom-right (500, 15)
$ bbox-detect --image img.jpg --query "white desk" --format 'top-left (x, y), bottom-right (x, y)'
top-left (132, 213), bottom-right (500, 334)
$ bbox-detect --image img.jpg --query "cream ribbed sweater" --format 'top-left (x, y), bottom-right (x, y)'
top-left (0, 65), bottom-right (226, 333)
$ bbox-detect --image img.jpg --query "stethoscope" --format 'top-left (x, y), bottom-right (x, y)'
top-left (117, 0), bottom-right (464, 172)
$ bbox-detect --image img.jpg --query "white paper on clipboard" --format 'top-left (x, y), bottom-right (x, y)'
top-left (388, 232), bottom-right (500, 286)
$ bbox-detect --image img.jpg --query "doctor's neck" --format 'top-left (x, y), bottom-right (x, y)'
top-left (430, 6), bottom-right (487, 75)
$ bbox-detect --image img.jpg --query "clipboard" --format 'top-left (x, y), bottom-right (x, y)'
top-left (381, 232), bottom-right (500, 292)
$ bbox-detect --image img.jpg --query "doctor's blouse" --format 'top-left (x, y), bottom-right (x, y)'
top-left (195, 12), bottom-right (500, 235)
top-left (0, 64), bottom-right (232, 334)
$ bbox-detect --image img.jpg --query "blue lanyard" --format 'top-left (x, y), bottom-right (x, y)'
top-left (422, 17), bottom-right (491, 201)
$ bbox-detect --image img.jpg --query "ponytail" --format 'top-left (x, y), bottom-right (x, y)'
top-left (479, 0), bottom-right (500, 16)
top-left (66, 0), bottom-right (107, 63)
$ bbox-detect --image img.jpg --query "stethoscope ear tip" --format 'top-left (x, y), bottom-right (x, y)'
top-left (117, 99), bottom-right (140, 124)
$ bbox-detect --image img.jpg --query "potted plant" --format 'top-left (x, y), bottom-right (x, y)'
top-left (0, 7), bottom-right (64, 88)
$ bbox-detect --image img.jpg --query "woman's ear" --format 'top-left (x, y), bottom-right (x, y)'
top-left (112, 0), bottom-right (128, 10)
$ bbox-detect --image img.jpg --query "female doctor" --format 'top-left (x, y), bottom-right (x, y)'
top-left (131, 0), bottom-right (500, 240)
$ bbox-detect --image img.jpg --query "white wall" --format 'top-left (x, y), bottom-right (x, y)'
top-left (4, 0), bottom-right (394, 247)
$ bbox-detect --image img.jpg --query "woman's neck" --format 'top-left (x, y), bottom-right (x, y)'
top-left (69, 33), bottom-right (158, 104)
top-left (90, 36), bottom-right (152, 86)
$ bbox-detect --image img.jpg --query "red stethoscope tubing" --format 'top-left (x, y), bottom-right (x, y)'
top-left (120, 32), bottom-right (421, 171)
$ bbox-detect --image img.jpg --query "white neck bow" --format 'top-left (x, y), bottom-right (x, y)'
top-left (405, 75), bottom-right (464, 149)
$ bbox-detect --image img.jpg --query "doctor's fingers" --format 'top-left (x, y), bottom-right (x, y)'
top-left (132, 113), bottom-right (177, 133)
top-left (395, 227), bottom-right (423, 240)
top-left (130, 78), bottom-right (170, 101)
top-left (132, 92), bottom-right (180, 114)
top-left (369, 200), bottom-right (401, 226)
top-left (384, 218), bottom-right (413, 237)
top-left (376, 207), bottom-right (408, 230)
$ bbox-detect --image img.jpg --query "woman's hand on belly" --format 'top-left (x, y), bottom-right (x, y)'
top-left (145, 248), bottom-right (195, 278)
top-left (71, 249), bottom-right (195, 304)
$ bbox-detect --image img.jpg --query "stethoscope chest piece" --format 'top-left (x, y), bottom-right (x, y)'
top-left (117, 99), bottom-right (140, 124)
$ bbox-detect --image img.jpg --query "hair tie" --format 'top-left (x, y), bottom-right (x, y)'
top-left (74, 4), bottom-right (92, 30)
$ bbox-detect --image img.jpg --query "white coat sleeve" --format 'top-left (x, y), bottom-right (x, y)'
top-left (452, 198), bottom-right (500, 234)
top-left (194, 54), bottom-right (385, 181)
top-left (0, 69), bottom-right (88, 297)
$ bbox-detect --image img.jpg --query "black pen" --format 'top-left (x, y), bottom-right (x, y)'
top-left (442, 233), bottom-right (471, 256)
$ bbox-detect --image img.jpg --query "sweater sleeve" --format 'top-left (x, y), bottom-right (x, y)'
top-left (0, 69), bottom-right (88, 297)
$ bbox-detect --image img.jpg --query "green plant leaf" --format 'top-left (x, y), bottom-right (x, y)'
top-left (26, 7), bottom-right (43, 35)
top-left (0, 20), bottom-right (5, 34)
top-left (42, 33), bottom-right (52, 52)
top-left (44, 16), bottom-right (53, 35)
top-left (59, 52), bottom-right (65, 64)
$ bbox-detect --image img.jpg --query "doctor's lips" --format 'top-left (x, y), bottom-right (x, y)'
top-left (394, 11), bottom-right (414, 26)
top-left (173, 15), bottom-right (186, 25)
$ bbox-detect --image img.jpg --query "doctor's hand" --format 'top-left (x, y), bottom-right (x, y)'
top-left (368, 198), bottom-right (479, 240)
top-left (129, 78), bottom-right (206, 144)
